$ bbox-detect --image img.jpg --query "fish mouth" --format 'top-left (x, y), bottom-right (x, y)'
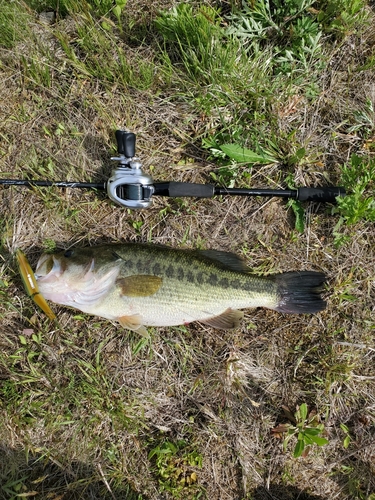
top-left (35, 254), bottom-right (62, 282)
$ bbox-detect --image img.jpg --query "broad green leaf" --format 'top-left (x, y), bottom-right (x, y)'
top-left (301, 433), bottom-right (314, 445)
top-left (293, 439), bottom-right (305, 458)
top-left (101, 21), bottom-right (112, 31)
top-left (288, 199), bottom-right (305, 233)
top-left (219, 144), bottom-right (277, 164)
top-left (295, 147), bottom-right (306, 160)
top-left (308, 435), bottom-right (329, 446)
top-left (298, 403), bottom-right (308, 423)
top-left (340, 423), bottom-right (349, 433)
top-left (113, 5), bottom-right (122, 18)
top-left (303, 428), bottom-right (322, 437)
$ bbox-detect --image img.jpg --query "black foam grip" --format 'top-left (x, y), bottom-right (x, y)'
top-left (167, 182), bottom-right (215, 198)
top-left (296, 186), bottom-right (346, 203)
top-left (115, 130), bottom-right (136, 157)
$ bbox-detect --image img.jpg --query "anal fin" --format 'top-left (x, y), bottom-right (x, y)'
top-left (201, 308), bottom-right (243, 330)
top-left (118, 314), bottom-right (149, 337)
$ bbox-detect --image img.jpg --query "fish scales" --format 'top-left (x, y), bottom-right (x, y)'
top-left (112, 245), bottom-right (276, 313)
top-left (34, 243), bottom-right (327, 333)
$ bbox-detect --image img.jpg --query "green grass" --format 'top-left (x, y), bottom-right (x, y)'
top-left (0, 0), bottom-right (31, 49)
top-left (0, 0), bottom-right (375, 498)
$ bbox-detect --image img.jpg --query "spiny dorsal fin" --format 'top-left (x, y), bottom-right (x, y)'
top-left (201, 308), bottom-right (244, 330)
top-left (117, 275), bottom-right (162, 297)
top-left (197, 250), bottom-right (249, 273)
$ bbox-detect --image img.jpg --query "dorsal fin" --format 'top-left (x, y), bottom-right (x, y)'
top-left (197, 250), bottom-right (249, 273)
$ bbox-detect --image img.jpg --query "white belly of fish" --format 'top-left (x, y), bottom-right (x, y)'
top-left (74, 282), bottom-right (274, 327)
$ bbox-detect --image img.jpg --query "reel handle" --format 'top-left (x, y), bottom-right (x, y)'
top-left (115, 130), bottom-right (136, 157)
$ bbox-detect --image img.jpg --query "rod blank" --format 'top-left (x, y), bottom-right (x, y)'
top-left (0, 179), bottom-right (106, 189)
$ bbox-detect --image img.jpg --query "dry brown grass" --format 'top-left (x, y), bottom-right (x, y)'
top-left (0, 1), bottom-right (375, 499)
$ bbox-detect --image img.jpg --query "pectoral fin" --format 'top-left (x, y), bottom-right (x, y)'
top-left (117, 314), bottom-right (149, 337)
top-left (117, 275), bottom-right (162, 297)
top-left (201, 308), bottom-right (243, 330)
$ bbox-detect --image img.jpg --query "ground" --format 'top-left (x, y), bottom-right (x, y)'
top-left (0, 1), bottom-right (374, 499)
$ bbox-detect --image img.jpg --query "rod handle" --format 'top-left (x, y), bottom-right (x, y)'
top-left (154, 182), bottom-right (215, 198)
top-left (296, 186), bottom-right (346, 203)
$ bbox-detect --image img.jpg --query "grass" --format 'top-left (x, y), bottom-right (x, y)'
top-left (0, 0), bottom-right (375, 498)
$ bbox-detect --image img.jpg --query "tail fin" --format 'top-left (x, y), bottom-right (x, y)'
top-left (274, 271), bottom-right (326, 314)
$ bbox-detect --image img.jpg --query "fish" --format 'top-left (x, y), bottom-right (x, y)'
top-left (34, 243), bottom-right (327, 335)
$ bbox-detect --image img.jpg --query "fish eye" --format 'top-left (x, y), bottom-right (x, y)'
top-left (64, 249), bottom-right (73, 258)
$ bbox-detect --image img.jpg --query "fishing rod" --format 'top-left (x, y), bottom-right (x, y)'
top-left (1, 130), bottom-right (346, 209)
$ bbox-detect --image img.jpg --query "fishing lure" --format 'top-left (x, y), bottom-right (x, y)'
top-left (16, 249), bottom-right (56, 320)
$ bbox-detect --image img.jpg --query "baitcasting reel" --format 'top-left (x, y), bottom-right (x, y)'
top-left (107, 130), bottom-right (154, 209)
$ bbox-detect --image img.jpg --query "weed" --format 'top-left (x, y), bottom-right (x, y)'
top-left (227, 0), bottom-right (323, 76)
top-left (20, 53), bottom-right (53, 89)
top-left (207, 140), bottom-right (279, 186)
top-left (0, 0), bottom-right (31, 48)
top-left (55, 7), bottom-right (158, 90)
top-left (340, 423), bottom-right (351, 449)
top-left (285, 173), bottom-right (305, 233)
top-left (272, 403), bottom-right (329, 458)
top-left (348, 97), bottom-right (375, 138)
top-left (286, 198), bottom-right (305, 233)
top-left (113, 0), bottom-right (128, 27)
top-left (148, 439), bottom-right (204, 498)
top-left (155, 4), bottom-right (227, 84)
top-left (26, 0), bottom-right (120, 18)
top-left (317, 0), bottom-right (369, 37)
top-left (218, 143), bottom-right (278, 166)
top-left (332, 155), bottom-right (375, 246)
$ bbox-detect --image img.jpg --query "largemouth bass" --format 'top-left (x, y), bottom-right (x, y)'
top-left (35, 244), bottom-right (326, 335)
